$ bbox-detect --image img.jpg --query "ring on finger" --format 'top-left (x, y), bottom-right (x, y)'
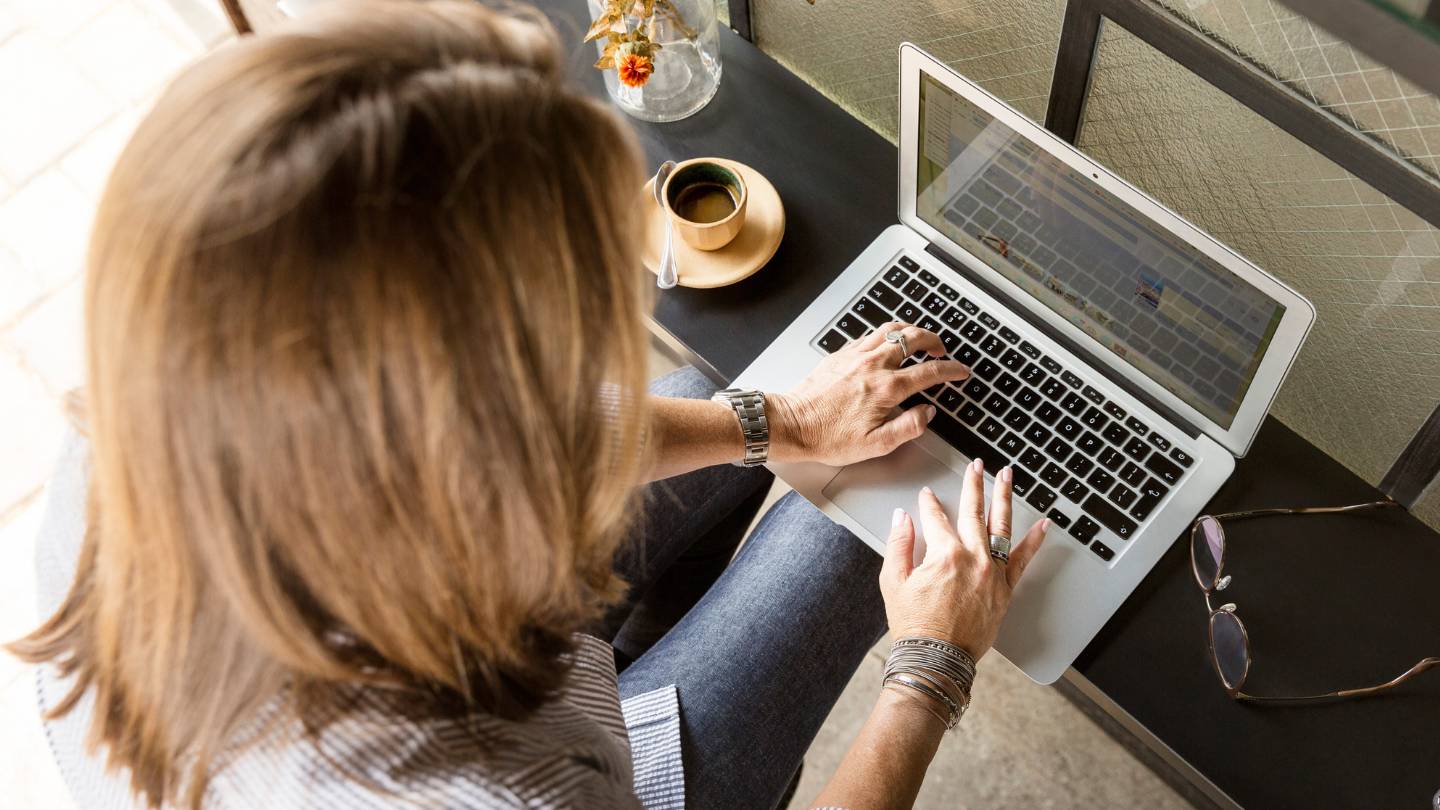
top-left (884, 330), bottom-right (909, 362)
top-left (988, 533), bottom-right (1011, 564)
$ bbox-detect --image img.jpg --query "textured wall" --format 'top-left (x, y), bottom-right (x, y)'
top-left (749, 0), bottom-right (1440, 527)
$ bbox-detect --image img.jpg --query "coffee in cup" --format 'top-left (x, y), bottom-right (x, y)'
top-left (662, 159), bottom-right (748, 251)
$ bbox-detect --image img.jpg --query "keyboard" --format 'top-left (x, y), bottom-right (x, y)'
top-left (812, 253), bottom-right (1196, 564)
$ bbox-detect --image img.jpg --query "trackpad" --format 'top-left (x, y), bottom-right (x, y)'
top-left (822, 442), bottom-right (978, 564)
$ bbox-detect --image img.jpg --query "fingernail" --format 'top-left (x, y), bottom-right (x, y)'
top-left (999, 465), bottom-right (1012, 482)
top-left (924, 405), bottom-right (937, 423)
top-left (1041, 518), bottom-right (1052, 532)
top-left (971, 458), bottom-right (983, 472)
top-left (920, 486), bottom-right (933, 496)
top-left (892, 508), bottom-right (906, 527)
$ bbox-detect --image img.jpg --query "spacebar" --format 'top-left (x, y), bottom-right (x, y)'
top-left (908, 396), bottom-right (1008, 471)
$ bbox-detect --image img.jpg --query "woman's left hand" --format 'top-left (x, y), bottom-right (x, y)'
top-left (767, 322), bottom-right (971, 467)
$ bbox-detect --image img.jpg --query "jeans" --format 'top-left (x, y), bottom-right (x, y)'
top-left (606, 367), bottom-right (889, 810)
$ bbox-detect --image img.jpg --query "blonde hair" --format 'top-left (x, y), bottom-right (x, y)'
top-left (8, 2), bottom-right (653, 806)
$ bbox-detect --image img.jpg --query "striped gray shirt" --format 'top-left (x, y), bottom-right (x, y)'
top-left (34, 433), bottom-right (687, 810)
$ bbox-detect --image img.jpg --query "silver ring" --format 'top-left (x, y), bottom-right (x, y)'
top-left (988, 533), bottom-right (1011, 564)
top-left (885, 330), bottom-right (909, 361)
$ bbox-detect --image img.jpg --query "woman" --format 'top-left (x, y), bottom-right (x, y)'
top-left (11, 2), bottom-right (1048, 809)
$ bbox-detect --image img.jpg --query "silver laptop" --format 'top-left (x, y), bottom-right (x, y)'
top-left (732, 44), bottom-right (1315, 684)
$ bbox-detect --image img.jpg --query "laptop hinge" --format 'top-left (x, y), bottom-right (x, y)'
top-left (923, 242), bottom-right (1204, 441)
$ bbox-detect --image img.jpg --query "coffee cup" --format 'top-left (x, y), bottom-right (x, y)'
top-left (661, 159), bottom-right (748, 251)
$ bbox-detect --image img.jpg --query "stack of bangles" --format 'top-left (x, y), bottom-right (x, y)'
top-left (882, 636), bottom-right (977, 730)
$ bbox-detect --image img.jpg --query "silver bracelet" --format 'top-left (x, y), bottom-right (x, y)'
top-left (883, 636), bottom-right (978, 729)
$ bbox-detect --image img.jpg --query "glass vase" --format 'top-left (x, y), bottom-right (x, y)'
top-left (589, 0), bottom-right (723, 123)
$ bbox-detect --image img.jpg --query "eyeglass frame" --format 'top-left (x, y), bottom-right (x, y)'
top-left (1190, 500), bottom-right (1440, 702)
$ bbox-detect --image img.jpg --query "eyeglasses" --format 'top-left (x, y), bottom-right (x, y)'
top-left (1191, 501), bottom-right (1440, 702)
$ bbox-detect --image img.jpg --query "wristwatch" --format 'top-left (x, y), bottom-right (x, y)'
top-left (711, 388), bottom-right (770, 467)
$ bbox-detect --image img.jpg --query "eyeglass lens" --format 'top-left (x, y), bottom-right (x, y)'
top-left (1209, 609), bottom-right (1249, 689)
top-left (1192, 516), bottom-right (1224, 588)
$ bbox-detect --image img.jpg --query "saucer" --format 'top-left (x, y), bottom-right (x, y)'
top-left (641, 159), bottom-right (785, 289)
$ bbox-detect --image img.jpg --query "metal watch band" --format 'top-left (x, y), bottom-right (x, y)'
top-left (711, 388), bottom-right (770, 467)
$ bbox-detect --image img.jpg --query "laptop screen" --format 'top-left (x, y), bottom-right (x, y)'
top-left (915, 74), bottom-right (1286, 429)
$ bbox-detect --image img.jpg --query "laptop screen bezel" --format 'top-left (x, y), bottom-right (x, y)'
top-left (896, 43), bottom-right (1315, 458)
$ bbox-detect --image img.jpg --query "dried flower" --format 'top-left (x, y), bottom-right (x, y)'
top-left (617, 52), bottom-right (655, 87)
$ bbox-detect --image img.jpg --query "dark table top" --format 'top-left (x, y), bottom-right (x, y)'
top-left (538, 2), bottom-right (1440, 806)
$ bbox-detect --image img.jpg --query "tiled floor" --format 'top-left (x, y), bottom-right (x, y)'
top-left (0, 3), bottom-right (1188, 807)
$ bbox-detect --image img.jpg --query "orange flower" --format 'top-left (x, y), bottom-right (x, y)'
top-left (618, 52), bottom-right (654, 87)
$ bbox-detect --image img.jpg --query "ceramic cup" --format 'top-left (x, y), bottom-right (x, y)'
top-left (661, 159), bottom-right (748, 251)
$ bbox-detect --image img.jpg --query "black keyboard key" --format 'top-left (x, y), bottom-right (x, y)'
top-left (923, 293), bottom-right (948, 314)
top-left (1103, 402), bottom-right (1127, 420)
top-left (1040, 356), bottom-right (1063, 374)
top-left (897, 302), bottom-right (923, 324)
top-left (1130, 479), bottom-right (1170, 522)
top-left (1147, 433), bottom-right (1172, 452)
top-left (996, 350), bottom-right (1022, 373)
top-left (1145, 453), bottom-right (1184, 486)
top-left (938, 283), bottom-right (960, 301)
top-left (902, 279), bottom-right (928, 301)
top-left (995, 373), bottom-right (1021, 396)
top-left (1065, 454), bottom-right (1094, 477)
top-left (1040, 378), bottom-right (1067, 401)
top-left (868, 283), bottom-right (903, 310)
top-left (1061, 370), bottom-right (1084, 388)
top-left (1035, 402), bottom-right (1062, 425)
top-left (918, 315), bottom-right (942, 333)
top-left (1045, 437), bottom-right (1073, 462)
top-left (1080, 407), bottom-right (1109, 431)
top-left (978, 312), bottom-right (1001, 329)
top-left (955, 344), bottom-right (981, 366)
top-left (1081, 385), bottom-right (1104, 405)
top-left (918, 268), bottom-right (940, 286)
top-left (884, 266), bottom-right (909, 287)
top-left (1087, 469), bottom-right (1116, 491)
top-left (962, 378), bottom-right (989, 401)
top-left (926, 409), bottom-right (1008, 472)
top-left (1098, 447), bottom-right (1125, 471)
top-left (941, 307), bottom-right (967, 328)
top-left (1076, 431), bottom-right (1104, 456)
top-left (1061, 392), bottom-right (1088, 415)
top-left (1003, 408), bottom-right (1031, 431)
top-left (1056, 417), bottom-right (1083, 441)
top-left (898, 255), bottom-right (919, 271)
top-left (1062, 478), bottom-right (1089, 503)
top-left (1019, 447), bottom-right (1047, 471)
top-left (1070, 516), bottom-right (1100, 544)
top-left (998, 431), bottom-right (1025, 457)
top-left (1015, 387), bottom-right (1042, 411)
top-left (940, 330), bottom-right (964, 356)
top-left (960, 321), bottom-right (986, 342)
top-left (1019, 363), bottom-right (1047, 386)
top-left (1082, 494), bottom-right (1137, 540)
top-left (1019, 340), bottom-right (1042, 359)
top-left (1090, 539), bottom-right (1115, 561)
top-left (1102, 422), bottom-right (1130, 445)
top-left (937, 387), bottom-right (965, 412)
top-left (818, 330), bottom-right (847, 353)
top-left (1169, 447), bottom-right (1194, 468)
top-left (978, 417), bottom-right (1005, 442)
top-left (998, 326), bottom-right (1020, 344)
top-left (1027, 486), bottom-right (1057, 512)
top-left (980, 334), bottom-right (1006, 356)
top-left (1040, 462), bottom-right (1067, 487)
top-left (836, 313), bottom-right (867, 339)
top-left (958, 297), bottom-right (980, 315)
top-left (1024, 424), bottom-right (1051, 445)
top-left (1010, 468), bottom-right (1035, 496)
top-left (958, 401), bottom-right (984, 426)
top-left (1124, 437), bottom-right (1151, 462)
top-left (852, 298), bottom-right (889, 327)
top-left (1109, 485), bottom-right (1138, 509)
top-left (1047, 509), bottom-right (1071, 529)
top-left (1119, 461), bottom-right (1147, 486)
top-left (974, 359), bottom-right (1001, 380)
top-left (1125, 416), bottom-right (1149, 436)
top-left (983, 393), bottom-right (1010, 416)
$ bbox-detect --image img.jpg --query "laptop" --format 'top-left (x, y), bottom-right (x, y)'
top-left (731, 44), bottom-right (1315, 684)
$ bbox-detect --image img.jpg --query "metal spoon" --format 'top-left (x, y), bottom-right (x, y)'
top-left (652, 160), bottom-right (678, 289)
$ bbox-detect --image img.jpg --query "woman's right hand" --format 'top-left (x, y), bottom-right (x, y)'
top-left (879, 458), bottom-right (1050, 660)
